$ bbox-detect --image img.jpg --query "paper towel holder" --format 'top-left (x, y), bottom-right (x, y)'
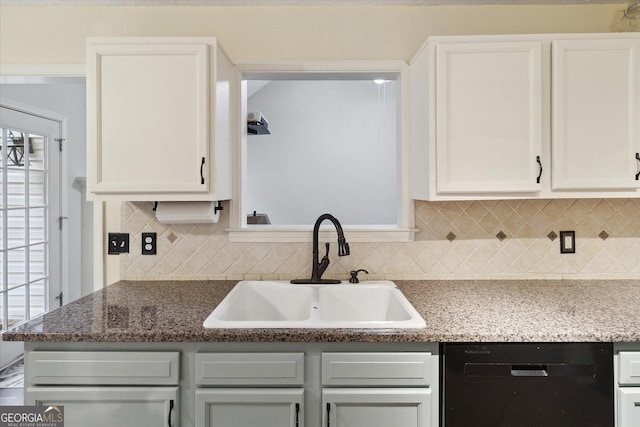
top-left (154, 201), bottom-right (223, 225)
top-left (153, 201), bottom-right (222, 213)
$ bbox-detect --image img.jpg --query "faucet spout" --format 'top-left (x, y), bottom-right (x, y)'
top-left (291, 213), bottom-right (350, 284)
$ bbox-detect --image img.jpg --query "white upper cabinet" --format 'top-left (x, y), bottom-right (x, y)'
top-left (86, 37), bottom-right (233, 201)
top-left (552, 38), bottom-right (640, 191)
top-left (433, 41), bottom-right (543, 195)
top-left (411, 33), bottom-right (640, 201)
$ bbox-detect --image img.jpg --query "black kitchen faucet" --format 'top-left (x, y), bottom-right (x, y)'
top-left (291, 213), bottom-right (350, 284)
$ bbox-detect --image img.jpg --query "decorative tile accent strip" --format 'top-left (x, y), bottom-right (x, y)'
top-left (121, 199), bottom-right (640, 281)
top-left (599, 230), bottom-right (609, 241)
top-left (496, 231), bottom-right (507, 241)
top-left (446, 232), bottom-right (457, 241)
top-left (547, 231), bottom-right (558, 241)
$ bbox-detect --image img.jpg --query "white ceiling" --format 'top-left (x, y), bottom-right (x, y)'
top-left (0, 0), bottom-right (629, 5)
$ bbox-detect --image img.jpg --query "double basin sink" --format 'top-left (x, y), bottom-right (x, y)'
top-left (203, 280), bottom-right (426, 329)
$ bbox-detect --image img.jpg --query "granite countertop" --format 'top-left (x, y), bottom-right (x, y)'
top-left (3, 279), bottom-right (640, 343)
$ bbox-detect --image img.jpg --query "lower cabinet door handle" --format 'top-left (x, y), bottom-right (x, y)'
top-left (635, 153), bottom-right (640, 181)
top-left (326, 403), bottom-right (331, 427)
top-left (295, 403), bottom-right (300, 427)
top-left (168, 399), bottom-right (174, 427)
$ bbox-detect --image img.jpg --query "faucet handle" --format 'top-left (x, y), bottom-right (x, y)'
top-left (324, 242), bottom-right (330, 258)
top-left (317, 243), bottom-right (331, 278)
top-left (349, 269), bottom-right (369, 284)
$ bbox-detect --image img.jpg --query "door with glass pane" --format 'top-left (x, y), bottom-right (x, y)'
top-left (0, 106), bottom-right (61, 367)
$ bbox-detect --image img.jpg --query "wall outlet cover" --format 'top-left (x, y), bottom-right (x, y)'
top-left (559, 230), bottom-right (576, 254)
top-left (142, 232), bottom-right (157, 255)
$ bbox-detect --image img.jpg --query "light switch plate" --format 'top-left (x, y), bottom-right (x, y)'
top-left (559, 230), bottom-right (575, 254)
top-left (108, 233), bottom-right (129, 254)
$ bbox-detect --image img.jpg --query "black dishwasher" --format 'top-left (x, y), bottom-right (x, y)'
top-left (442, 343), bottom-right (613, 427)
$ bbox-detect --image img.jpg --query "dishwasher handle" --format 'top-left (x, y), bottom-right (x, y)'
top-left (463, 362), bottom-right (595, 378)
top-left (511, 364), bottom-right (548, 377)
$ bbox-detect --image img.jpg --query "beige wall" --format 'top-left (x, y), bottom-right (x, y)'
top-left (0, 5), bottom-right (630, 66)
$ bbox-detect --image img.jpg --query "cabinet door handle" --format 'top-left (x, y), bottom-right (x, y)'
top-left (168, 399), bottom-right (174, 427)
top-left (200, 157), bottom-right (206, 185)
top-left (295, 403), bottom-right (300, 427)
top-left (536, 156), bottom-right (543, 184)
top-left (326, 402), bottom-right (331, 427)
top-left (635, 153), bottom-right (640, 181)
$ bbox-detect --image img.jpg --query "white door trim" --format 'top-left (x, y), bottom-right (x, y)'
top-left (0, 65), bottom-right (104, 291)
top-left (0, 97), bottom-right (69, 306)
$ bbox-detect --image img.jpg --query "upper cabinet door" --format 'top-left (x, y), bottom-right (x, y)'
top-left (434, 41), bottom-right (543, 194)
top-left (87, 37), bottom-right (233, 201)
top-left (552, 39), bottom-right (640, 191)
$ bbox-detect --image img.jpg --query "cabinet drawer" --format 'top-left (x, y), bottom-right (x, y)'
top-left (196, 353), bottom-right (304, 386)
top-left (26, 351), bottom-right (180, 386)
top-left (322, 352), bottom-right (432, 387)
top-left (619, 352), bottom-right (640, 385)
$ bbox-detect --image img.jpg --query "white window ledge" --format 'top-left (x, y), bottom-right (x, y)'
top-left (227, 226), bottom-right (417, 243)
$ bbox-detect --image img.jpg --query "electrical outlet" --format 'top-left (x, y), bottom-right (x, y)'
top-left (108, 233), bottom-right (129, 254)
top-left (560, 230), bottom-right (575, 254)
top-left (142, 232), bottom-right (157, 255)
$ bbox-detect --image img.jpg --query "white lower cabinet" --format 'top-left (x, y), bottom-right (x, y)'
top-left (195, 388), bottom-right (303, 427)
top-left (22, 343), bottom-right (439, 427)
top-left (195, 350), bottom-right (436, 427)
top-left (24, 351), bottom-right (181, 427)
top-left (323, 388), bottom-right (430, 427)
top-left (29, 387), bottom-right (178, 427)
top-left (195, 353), bottom-right (305, 427)
top-left (617, 350), bottom-right (640, 427)
top-left (618, 388), bottom-right (640, 426)
top-left (321, 352), bottom-right (434, 427)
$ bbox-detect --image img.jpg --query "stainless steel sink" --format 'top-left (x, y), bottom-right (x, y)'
top-left (203, 280), bottom-right (425, 329)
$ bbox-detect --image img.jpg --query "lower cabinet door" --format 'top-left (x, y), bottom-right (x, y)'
top-left (618, 388), bottom-right (640, 426)
top-left (195, 388), bottom-right (304, 427)
top-left (322, 388), bottom-right (431, 427)
top-left (27, 386), bottom-right (178, 427)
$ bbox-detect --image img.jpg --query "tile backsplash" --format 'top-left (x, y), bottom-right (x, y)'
top-left (122, 199), bottom-right (640, 281)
